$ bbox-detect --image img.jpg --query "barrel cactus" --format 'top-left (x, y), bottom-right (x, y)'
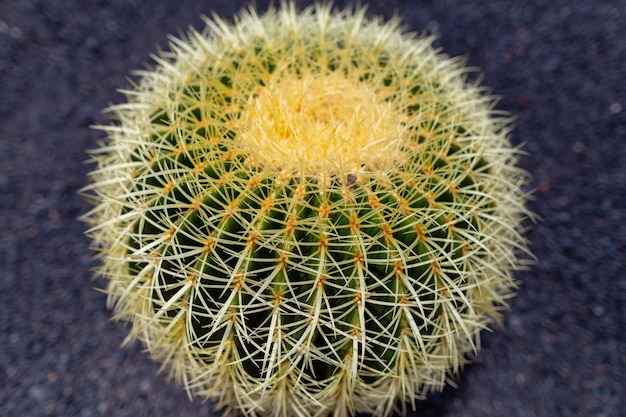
top-left (83, 2), bottom-right (532, 417)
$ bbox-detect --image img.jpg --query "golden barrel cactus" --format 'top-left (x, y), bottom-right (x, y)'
top-left (83, 3), bottom-right (533, 416)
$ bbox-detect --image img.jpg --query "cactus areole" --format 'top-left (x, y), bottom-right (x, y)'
top-left (83, 3), bottom-right (532, 417)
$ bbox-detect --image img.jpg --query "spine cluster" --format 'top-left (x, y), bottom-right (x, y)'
top-left (83, 3), bottom-right (532, 417)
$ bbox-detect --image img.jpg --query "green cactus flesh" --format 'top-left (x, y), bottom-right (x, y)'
top-left (83, 3), bottom-right (532, 417)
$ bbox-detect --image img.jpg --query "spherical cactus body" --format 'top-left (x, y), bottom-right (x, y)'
top-left (83, 3), bottom-right (532, 417)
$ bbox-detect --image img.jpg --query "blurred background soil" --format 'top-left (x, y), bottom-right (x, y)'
top-left (0, 1), bottom-right (624, 416)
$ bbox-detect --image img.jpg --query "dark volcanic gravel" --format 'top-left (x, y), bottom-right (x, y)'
top-left (1, 1), bottom-right (624, 417)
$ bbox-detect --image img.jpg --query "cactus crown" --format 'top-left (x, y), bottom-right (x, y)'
top-left (83, 2), bottom-right (533, 417)
top-left (239, 69), bottom-right (408, 176)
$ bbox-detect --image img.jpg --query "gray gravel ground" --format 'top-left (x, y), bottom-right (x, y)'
top-left (0, 1), bottom-right (624, 416)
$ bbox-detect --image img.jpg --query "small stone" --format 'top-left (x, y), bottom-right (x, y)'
top-left (517, 95), bottom-right (529, 107)
top-left (106, 20), bottom-right (118, 32)
top-left (28, 385), bottom-right (47, 402)
top-left (592, 305), bottom-right (605, 317)
top-left (139, 379), bottom-right (152, 392)
top-left (9, 26), bottom-right (22, 39)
